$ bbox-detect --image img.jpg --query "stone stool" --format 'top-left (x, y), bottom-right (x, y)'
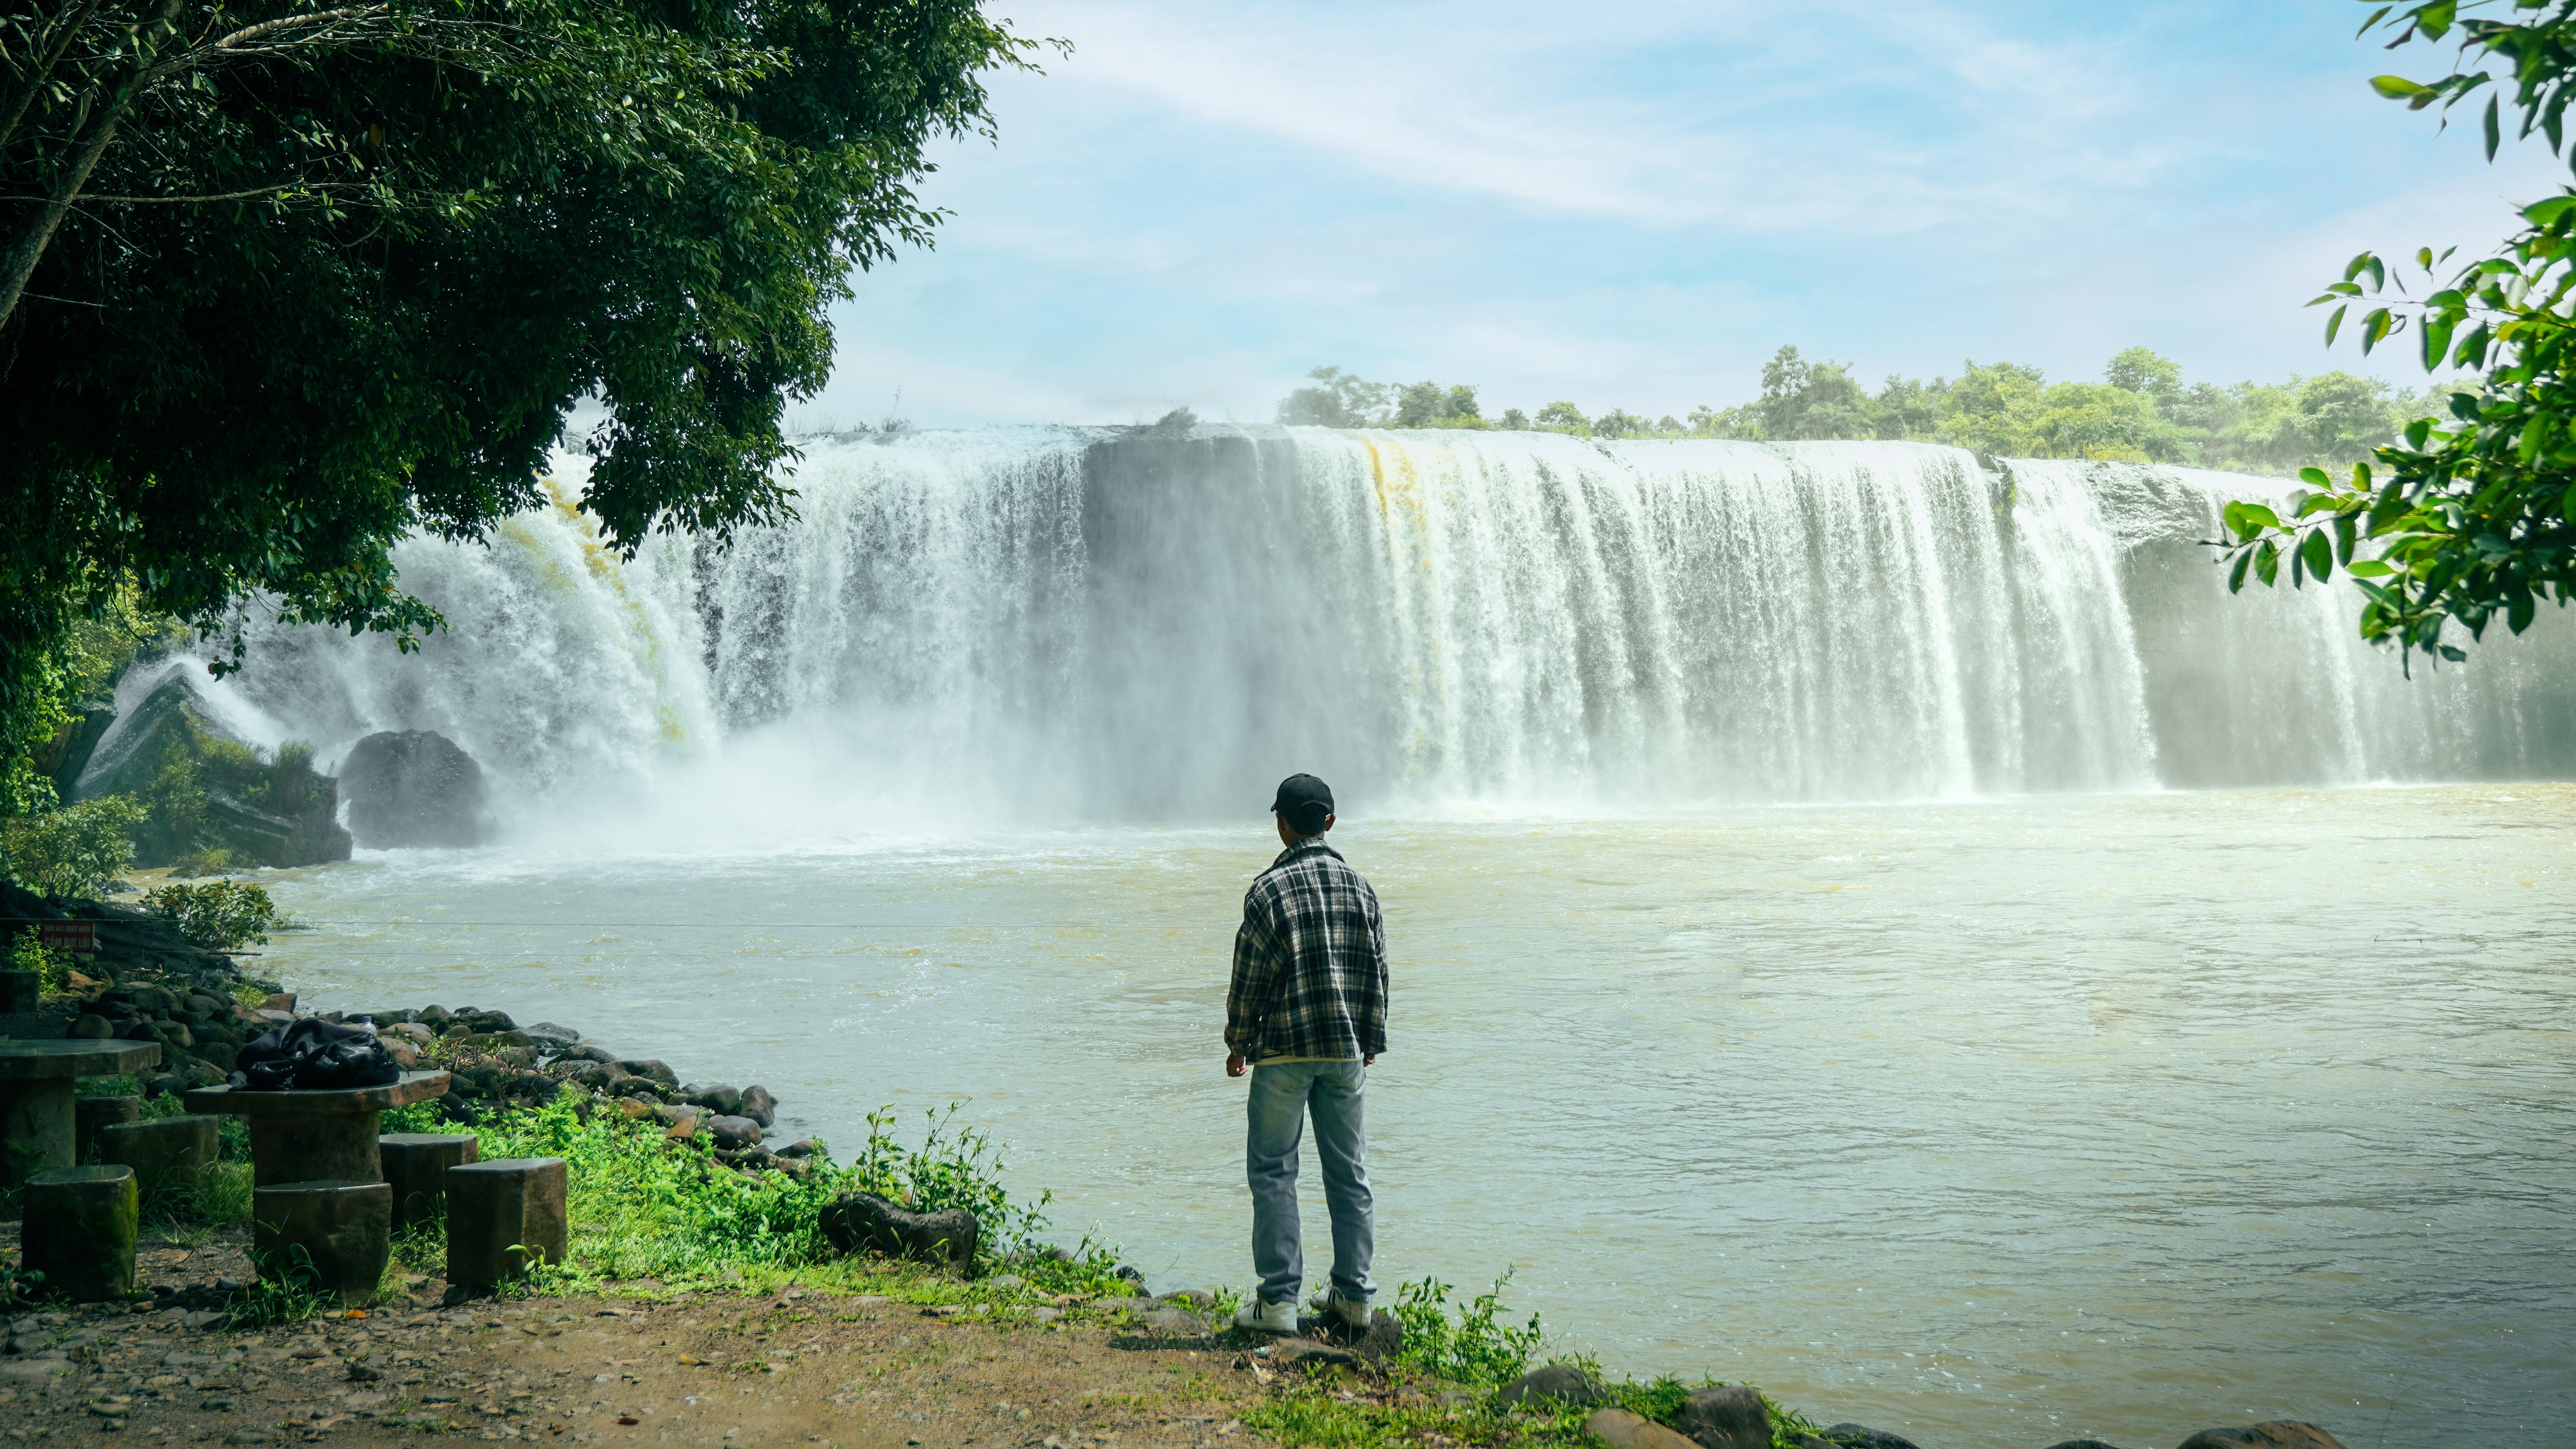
top-left (99, 1115), bottom-right (219, 1210)
top-left (380, 1132), bottom-right (480, 1231)
top-left (22, 1165), bottom-right (138, 1301)
top-left (446, 1157), bottom-right (568, 1291)
top-left (252, 1180), bottom-right (391, 1307)
top-left (75, 1094), bottom-right (141, 1161)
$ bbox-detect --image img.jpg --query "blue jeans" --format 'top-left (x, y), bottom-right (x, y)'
top-left (1246, 1059), bottom-right (1374, 1308)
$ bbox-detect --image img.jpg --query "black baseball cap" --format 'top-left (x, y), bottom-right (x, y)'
top-left (1270, 774), bottom-right (1334, 833)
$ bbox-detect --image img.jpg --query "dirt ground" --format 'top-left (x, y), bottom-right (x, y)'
top-left (1, 1226), bottom-right (1303, 1449)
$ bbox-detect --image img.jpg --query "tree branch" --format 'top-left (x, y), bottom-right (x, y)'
top-left (0, 0), bottom-right (181, 328)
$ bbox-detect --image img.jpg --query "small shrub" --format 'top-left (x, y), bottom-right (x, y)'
top-left (8, 926), bottom-right (71, 995)
top-left (1390, 1274), bottom-right (1545, 1387)
top-left (145, 879), bottom-right (277, 950)
top-left (0, 794), bottom-right (147, 898)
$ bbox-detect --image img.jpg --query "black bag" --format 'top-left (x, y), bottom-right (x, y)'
top-left (228, 1017), bottom-right (400, 1091)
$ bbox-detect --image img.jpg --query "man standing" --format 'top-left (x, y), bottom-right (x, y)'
top-left (1226, 773), bottom-right (1388, 1335)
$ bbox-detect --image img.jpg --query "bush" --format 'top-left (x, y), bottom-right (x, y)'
top-left (7, 926), bottom-right (70, 995)
top-left (1390, 1274), bottom-right (1546, 1387)
top-left (144, 879), bottom-right (277, 950)
top-left (0, 793), bottom-right (146, 898)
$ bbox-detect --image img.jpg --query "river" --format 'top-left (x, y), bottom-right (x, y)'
top-left (247, 783), bottom-right (2574, 1449)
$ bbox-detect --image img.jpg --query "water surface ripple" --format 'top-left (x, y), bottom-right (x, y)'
top-left (253, 786), bottom-right (2573, 1449)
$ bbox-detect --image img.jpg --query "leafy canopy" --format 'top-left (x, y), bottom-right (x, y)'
top-left (2216, 0), bottom-right (2576, 663)
top-left (0, 0), bottom-right (1046, 803)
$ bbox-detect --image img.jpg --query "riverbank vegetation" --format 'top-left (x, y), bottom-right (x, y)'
top-left (2210, 0), bottom-right (2576, 666)
top-left (1277, 347), bottom-right (2442, 475)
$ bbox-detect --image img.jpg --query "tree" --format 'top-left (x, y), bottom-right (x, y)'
top-left (2215, 0), bottom-right (2576, 664)
top-left (1, 0), bottom-right (1043, 803)
top-left (1533, 401), bottom-right (1588, 433)
top-left (1497, 407), bottom-right (1529, 430)
top-left (1277, 366), bottom-right (1393, 426)
top-left (2105, 346), bottom-right (2185, 406)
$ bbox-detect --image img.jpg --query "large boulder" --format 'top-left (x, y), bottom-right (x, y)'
top-left (1676, 1386), bottom-right (1770, 1449)
top-left (2175, 1425), bottom-right (2346, 1449)
top-left (819, 1191), bottom-right (979, 1266)
top-left (77, 672), bottom-right (350, 867)
top-left (1496, 1363), bottom-right (1611, 1409)
top-left (338, 729), bottom-right (492, 847)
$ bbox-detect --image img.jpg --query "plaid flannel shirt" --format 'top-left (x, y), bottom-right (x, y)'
top-left (1226, 837), bottom-right (1388, 1061)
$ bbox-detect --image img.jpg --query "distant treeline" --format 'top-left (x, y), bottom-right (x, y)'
top-left (1275, 347), bottom-right (2447, 475)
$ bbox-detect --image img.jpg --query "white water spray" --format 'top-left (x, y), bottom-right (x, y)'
top-left (156, 428), bottom-right (2574, 841)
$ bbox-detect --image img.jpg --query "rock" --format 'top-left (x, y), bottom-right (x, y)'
top-left (352, 1008), bottom-right (416, 1025)
top-left (775, 1139), bottom-right (819, 1159)
top-left (1270, 1337), bottom-right (1359, 1371)
top-left (1822, 1427), bottom-right (1924, 1449)
top-left (68, 1013), bottom-right (112, 1039)
top-left (379, 1021), bottom-right (434, 1045)
top-left (739, 1085), bottom-right (776, 1127)
top-left (1135, 1305), bottom-right (1206, 1335)
top-left (708, 1114), bottom-right (762, 1148)
top-left (683, 1084), bottom-right (743, 1115)
top-left (2039, 1441), bottom-right (2132, 1449)
top-left (262, 993), bottom-right (296, 1014)
top-left (0, 1357), bottom-right (74, 1382)
top-left (552, 1044), bottom-right (616, 1065)
top-left (819, 1191), bottom-right (979, 1265)
top-left (1676, 1385), bottom-right (1769, 1449)
top-left (252, 1181), bottom-right (391, 1307)
top-left (1498, 1363), bottom-right (1610, 1409)
top-left (2175, 1426), bottom-right (2347, 1449)
top-left (525, 1021), bottom-right (581, 1045)
top-left (415, 1004), bottom-right (449, 1027)
top-left (336, 730), bottom-right (493, 847)
top-left (445, 1157), bottom-right (569, 1290)
top-left (76, 672), bottom-right (351, 867)
top-left (382, 1039), bottom-right (423, 1069)
top-left (1587, 1410), bottom-right (1701, 1449)
top-left (22, 1165), bottom-right (139, 1301)
top-left (618, 1058), bottom-right (679, 1087)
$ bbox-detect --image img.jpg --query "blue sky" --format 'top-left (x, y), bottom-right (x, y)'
top-left (785, 0), bottom-right (2572, 430)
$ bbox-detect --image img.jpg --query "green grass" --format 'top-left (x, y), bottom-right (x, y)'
top-left (369, 1093), bottom-right (1134, 1306)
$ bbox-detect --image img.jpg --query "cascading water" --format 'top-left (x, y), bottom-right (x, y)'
top-left (144, 427), bottom-right (2576, 840)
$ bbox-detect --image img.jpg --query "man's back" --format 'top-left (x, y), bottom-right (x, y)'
top-left (1226, 837), bottom-right (1388, 1065)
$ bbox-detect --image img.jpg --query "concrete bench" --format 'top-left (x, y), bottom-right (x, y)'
top-left (251, 1180), bottom-right (392, 1307)
top-left (99, 1115), bottom-right (219, 1210)
top-left (380, 1132), bottom-right (480, 1231)
top-left (446, 1157), bottom-right (567, 1291)
top-left (22, 1164), bottom-right (138, 1301)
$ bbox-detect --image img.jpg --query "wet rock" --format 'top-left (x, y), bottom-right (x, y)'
top-left (1822, 1427), bottom-right (1924, 1449)
top-left (552, 1044), bottom-right (616, 1065)
top-left (1587, 1409), bottom-right (1701, 1449)
top-left (2175, 1426), bottom-right (2347, 1449)
top-left (2039, 1441), bottom-right (2131, 1449)
top-left (1676, 1385), bottom-right (1769, 1449)
top-left (708, 1115), bottom-right (762, 1148)
top-left (740, 1085), bottom-right (776, 1127)
top-left (525, 1022), bottom-right (580, 1046)
top-left (682, 1084), bottom-right (743, 1115)
top-left (820, 1191), bottom-right (979, 1266)
top-left (1498, 1363), bottom-right (1610, 1408)
top-left (618, 1058), bottom-right (679, 1087)
top-left (338, 729), bottom-right (492, 848)
top-left (775, 1139), bottom-right (819, 1159)
top-left (416, 1005), bottom-right (450, 1028)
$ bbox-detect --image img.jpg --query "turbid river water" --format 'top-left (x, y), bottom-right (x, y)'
top-left (247, 785), bottom-right (2574, 1449)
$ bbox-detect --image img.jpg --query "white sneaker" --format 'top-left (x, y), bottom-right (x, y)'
top-left (1311, 1289), bottom-right (1370, 1329)
top-left (1231, 1296), bottom-right (1297, 1334)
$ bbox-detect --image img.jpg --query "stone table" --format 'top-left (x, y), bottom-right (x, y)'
top-left (0, 1039), bottom-right (162, 1187)
top-left (182, 1070), bottom-right (451, 1186)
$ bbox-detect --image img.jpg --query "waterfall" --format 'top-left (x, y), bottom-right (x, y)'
top-left (166, 427), bottom-right (2576, 839)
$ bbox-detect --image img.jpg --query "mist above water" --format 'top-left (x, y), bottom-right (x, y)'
top-left (164, 427), bottom-right (2575, 843)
